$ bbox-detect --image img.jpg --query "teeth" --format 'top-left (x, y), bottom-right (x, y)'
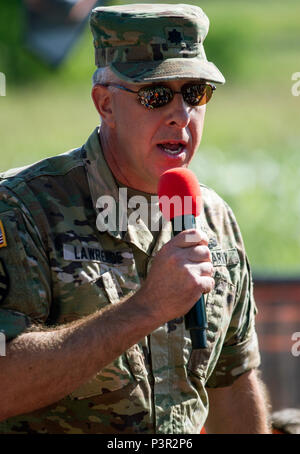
top-left (159, 143), bottom-right (184, 154)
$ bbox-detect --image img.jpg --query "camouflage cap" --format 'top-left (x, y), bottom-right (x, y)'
top-left (90, 3), bottom-right (225, 84)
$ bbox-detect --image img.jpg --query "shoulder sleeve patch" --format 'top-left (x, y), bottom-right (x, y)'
top-left (0, 220), bottom-right (7, 248)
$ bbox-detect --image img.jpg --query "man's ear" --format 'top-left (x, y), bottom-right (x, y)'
top-left (91, 85), bottom-right (115, 128)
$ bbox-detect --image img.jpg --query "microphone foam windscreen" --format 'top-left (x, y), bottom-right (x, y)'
top-left (158, 168), bottom-right (202, 220)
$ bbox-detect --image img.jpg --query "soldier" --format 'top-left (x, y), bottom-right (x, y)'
top-left (0, 4), bottom-right (270, 434)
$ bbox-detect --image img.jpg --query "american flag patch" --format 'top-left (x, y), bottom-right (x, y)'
top-left (0, 220), bottom-right (7, 248)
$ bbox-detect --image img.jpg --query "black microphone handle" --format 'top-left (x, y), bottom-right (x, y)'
top-left (171, 214), bottom-right (208, 349)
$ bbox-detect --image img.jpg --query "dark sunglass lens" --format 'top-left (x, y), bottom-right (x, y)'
top-left (138, 87), bottom-right (173, 109)
top-left (183, 84), bottom-right (212, 106)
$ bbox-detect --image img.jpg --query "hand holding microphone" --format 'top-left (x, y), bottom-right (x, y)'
top-left (158, 168), bottom-right (213, 349)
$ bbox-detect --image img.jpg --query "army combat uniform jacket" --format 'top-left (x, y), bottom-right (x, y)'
top-left (0, 128), bottom-right (260, 434)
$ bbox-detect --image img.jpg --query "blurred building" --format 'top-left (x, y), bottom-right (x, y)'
top-left (254, 276), bottom-right (300, 411)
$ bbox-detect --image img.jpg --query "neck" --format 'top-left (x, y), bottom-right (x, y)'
top-left (98, 127), bottom-right (157, 194)
top-left (98, 126), bottom-right (129, 185)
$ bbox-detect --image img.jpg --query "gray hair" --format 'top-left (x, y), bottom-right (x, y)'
top-left (92, 67), bottom-right (121, 86)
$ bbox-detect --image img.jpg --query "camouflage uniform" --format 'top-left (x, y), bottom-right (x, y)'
top-left (0, 128), bottom-right (260, 434)
top-left (0, 4), bottom-right (260, 434)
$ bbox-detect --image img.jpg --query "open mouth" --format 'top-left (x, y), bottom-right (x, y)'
top-left (157, 142), bottom-right (186, 155)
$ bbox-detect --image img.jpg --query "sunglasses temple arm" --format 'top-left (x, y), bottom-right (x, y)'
top-left (98, 83), bottom-right (138, 94)
top-left (110, 84), bottom-right (138, 94)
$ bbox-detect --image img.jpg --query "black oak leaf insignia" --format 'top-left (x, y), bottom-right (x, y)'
top-left (168, 28), bottom-right (182, 45)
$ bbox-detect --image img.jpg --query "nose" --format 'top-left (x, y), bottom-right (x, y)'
top-left (165, 93), bottom-right (190, 128)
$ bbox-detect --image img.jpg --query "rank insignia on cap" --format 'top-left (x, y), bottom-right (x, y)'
top-left (0, 221), bottom-right (7, 248)
top-left (0, 258), bottom-right (9, 303)
top-left (166, 27), bottom-right (184, 46)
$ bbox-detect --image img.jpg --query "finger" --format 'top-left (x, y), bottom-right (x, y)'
top-left (199, 262), bottom-right (214, 277)
top-left (189, 261), bottom-right (214, 277)
top-left (188, 245), bottom-right (212, 263)
top-left (173, 229), bottom-right (209, 248)
top-left (197, 276), bottom-right (215, 294)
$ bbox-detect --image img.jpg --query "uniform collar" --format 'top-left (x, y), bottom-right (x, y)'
top-left (82, 127), bottom-right (172, 255)
top-left (82, 127), bottom-right (120, 211)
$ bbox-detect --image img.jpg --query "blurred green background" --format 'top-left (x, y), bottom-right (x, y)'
top-left (0, 0), bottom-right (299, 274)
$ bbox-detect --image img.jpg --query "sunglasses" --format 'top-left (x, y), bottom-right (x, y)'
top-left (99, 82), bottom-right (216, 110)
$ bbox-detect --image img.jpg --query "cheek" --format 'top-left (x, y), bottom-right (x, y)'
top-left (114, 101), bottom-right (151, 140)
top-left (112, 94), bottom-right (139, 130)
top-left (126, 115), bottom-right (158, 150)
top-left (114, 113), bottom-right (153, 163)
top-left (191, 109), bottom-right (206, 142)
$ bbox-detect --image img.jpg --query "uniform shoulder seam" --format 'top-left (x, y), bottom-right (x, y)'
top-left (0, 148), bottom-right (84, 188)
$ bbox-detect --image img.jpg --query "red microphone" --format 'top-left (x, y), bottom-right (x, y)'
top-left (158, 168), bottom-right (208, 349)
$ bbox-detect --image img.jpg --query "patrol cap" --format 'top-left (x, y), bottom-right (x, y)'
top-left (90, 3), bottom-right (225, 84)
